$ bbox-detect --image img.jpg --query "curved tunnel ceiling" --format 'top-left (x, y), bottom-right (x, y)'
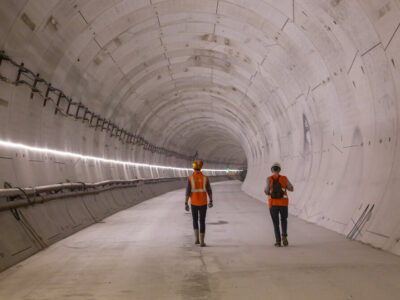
top-left (1, 0), bottom-right (333, 165)
top-left (1, 0), bottom-right (400, 253)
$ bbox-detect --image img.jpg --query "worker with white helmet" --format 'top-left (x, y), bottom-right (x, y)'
top-left (185, 159), bottom-right (213, 247)
top-left (264, 162), bottom-right (294, 247)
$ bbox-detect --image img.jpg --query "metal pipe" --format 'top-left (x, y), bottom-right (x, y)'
top-left (0, 183), bottom-right (135, 212)
top-left (0, 175), bottom-right (229, 211)
top-left (0, 178), bottom-right (183, 197)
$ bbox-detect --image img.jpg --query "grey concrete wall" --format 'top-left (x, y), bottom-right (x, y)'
top-left (0, 1), bottom-right (399, 256)
top-left (241, 2), bottom-right (400, 255)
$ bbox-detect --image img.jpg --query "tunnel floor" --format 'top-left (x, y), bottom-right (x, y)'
top-left (0, 181), bottom-right (399, 300)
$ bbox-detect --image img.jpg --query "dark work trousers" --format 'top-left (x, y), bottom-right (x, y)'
top-left (269, 206), bottom-right (288, 242)
top-left (191, 204), bottom-right (207, 233)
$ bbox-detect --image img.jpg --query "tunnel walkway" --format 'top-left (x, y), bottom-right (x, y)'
top-left (0, 181), bottom-right (399, 300)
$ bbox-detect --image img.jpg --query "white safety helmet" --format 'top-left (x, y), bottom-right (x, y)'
top-left (271, 162), bottom-right (281, 172)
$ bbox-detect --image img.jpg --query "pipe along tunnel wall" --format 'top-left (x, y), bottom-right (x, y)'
top-left (0, 0), bottom-right (400, 260)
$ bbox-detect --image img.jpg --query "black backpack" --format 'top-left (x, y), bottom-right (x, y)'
top-left (270, 176), bottom-right (284, 199)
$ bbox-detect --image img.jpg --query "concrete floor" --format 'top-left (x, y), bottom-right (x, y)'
top-left (0, 181), bottom-right (400, 300)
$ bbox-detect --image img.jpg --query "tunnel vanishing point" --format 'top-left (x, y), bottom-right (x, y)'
top-left (1, 0), bottom-right (400, 299)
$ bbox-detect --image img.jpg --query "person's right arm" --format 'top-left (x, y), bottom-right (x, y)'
top-left (185, 179), bottom-right (191, 210)
top-left (264, 178), bottom-right (270, 196)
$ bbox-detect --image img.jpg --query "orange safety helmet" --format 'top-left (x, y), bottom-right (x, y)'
top-left (192, 159), bottom-right (203, 170)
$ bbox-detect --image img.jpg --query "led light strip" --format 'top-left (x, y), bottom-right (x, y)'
top-left (0, 140), bottom-right (240, 172)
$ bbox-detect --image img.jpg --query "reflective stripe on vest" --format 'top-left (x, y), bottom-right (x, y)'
top-left (190, 174), bottom-right (207, 192)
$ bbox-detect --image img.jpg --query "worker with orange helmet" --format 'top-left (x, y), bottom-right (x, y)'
top-left (264, 162), bottom-right (294, 247)
top-left (185, 159), bottom-right (213, 247)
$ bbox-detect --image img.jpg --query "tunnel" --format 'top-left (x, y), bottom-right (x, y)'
top-left (0, 0), bottom-right (400, 299)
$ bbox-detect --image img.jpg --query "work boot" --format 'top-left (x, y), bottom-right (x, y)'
top-left (194, 229), bottom-right (200, 244)
top-left (274, 242), bottom-right (281, 247)
top-left (200, 233), bottom-right (206, 247)
top-left (282, 235), bottom-right (288, 246)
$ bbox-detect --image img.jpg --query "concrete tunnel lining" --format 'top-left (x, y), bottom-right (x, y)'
top-left (0, 0), bottom-right (399, 261)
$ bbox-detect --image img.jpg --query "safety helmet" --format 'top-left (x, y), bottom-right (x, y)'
top-left (271, 162), bottom-right (281, 172)
top-left (192, 159), bottom-right (203, 170)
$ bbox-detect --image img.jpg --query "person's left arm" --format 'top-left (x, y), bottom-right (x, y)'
top-left (286, 178), bottom-right (294, 192)
top-left (206, 177), bottom-right (213, 206)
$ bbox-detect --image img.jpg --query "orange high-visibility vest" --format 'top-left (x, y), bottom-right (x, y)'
top-left (268, 174), bottom-right (289, 208)
top-left (189, 172), bottom-right (208, 206)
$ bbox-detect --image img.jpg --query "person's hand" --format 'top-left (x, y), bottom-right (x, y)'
top-left (208, 201), bottom-right (213, 208)
top-left (185, 203), bottom-right (190, 211)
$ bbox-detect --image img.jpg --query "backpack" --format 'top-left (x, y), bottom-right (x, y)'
top-left (270, 176), bottom-right (284, 199)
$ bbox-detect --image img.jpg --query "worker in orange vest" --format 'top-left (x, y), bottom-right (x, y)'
top-left (185, 159), bottom-right (213, 247)
top-left (264, 162), bottom-right (294, 247)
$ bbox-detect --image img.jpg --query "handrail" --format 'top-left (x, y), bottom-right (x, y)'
top-left (0, 177), bottom-right (187, 198)
top-left (0, 175), bottom-right (232, 212)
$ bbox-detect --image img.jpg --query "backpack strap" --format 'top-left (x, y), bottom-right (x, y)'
top-left (273, 175), bottom-right (286, 191)
top-left (269, 175), bottom-right (278, 194)
top-left (279, 175), bottom-right (287, 193)
top-left (272, 175), bottom-right (280, 183)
